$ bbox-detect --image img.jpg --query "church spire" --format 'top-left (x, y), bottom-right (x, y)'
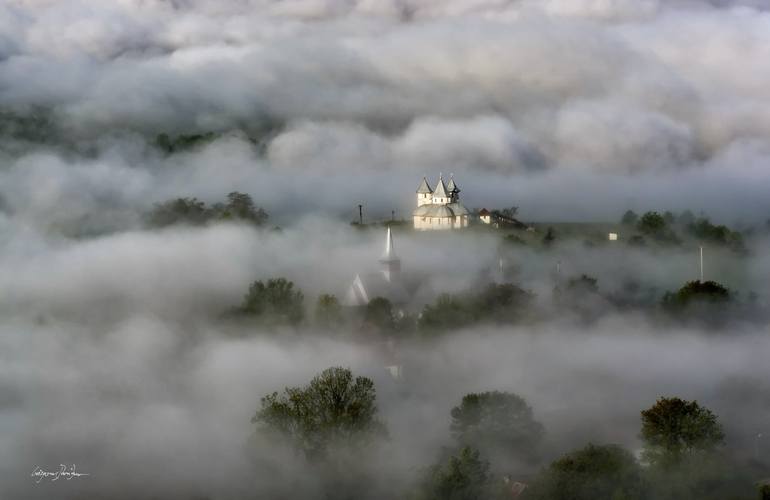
top-left (380, 226), bottom-right (401, 281)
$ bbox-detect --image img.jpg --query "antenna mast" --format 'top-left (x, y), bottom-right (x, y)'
top-left (699, 246), bottom-right (704, 282)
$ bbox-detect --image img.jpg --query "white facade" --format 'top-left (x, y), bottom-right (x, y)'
top-left (412, 175), bottom-right (471, 231)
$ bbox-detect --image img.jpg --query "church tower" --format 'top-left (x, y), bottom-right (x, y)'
top-left (416, 177), bottom-right (433, 207)
top-left (380, 227), bottom-right (401, 282)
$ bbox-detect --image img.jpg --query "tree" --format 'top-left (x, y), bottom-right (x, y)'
top-left (566, 274), bottom-right (599, 294)
top-left (212, 191), bottom-right (268, 226)
top-left (621, 210), bottom-right (639, 226)
top-left (314, 294), bottom-right (343, 330)
top-left (146, 197), bottom-right (209, 227)
top-left (661, 280), bottom-right (731, 311)
top-left (365, 297), bottom-right (395, 331)
top-left (416, 446), bottom-right (494, 500)
top-left (450, 391), bottom-right (544, 465)
top-left (526, 444), bottom-right (645, 500)
top-left (640, 397), bottom-right (725, 466)
top-left (237, 278), bottom-right (304, 325)
top-left (253, 367), bottom-right (387, 460)
top-left (418, 294), bottom-right (475, 333)
top-left (637, 211), bottom-right (666, 236)
top-left (663, 211), bottom-right (676, 225)
top-left (473, 283), bottom-right (534, 324)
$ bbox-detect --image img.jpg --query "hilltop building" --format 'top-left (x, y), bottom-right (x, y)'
top-left (413, 175), bottom-right (471, 230)
top-left (344, 227), bottom-right (410, 307)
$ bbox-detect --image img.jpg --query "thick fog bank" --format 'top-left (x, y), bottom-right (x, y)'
top-left (2, 319), bottom-right (769, 499)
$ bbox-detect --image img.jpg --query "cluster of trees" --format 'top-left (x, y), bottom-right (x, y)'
top-left (621, 210), bottom-right (746, 252)
top-left (253, 367), bottom-right (760, 499)
top-left (226, 273), bottom-right (751, 332)
top-left (146, 191), bottom-right (268, 228)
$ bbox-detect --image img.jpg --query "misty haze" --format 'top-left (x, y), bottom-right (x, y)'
top-left (1, 1), bottom-right (770, 499)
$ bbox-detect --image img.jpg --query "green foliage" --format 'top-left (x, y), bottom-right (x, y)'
top-left (365, 297), bottom-right (395, 332)
top-left (450, 391), bottom-right (544, 465)
top-left (416, 446), bottom-right (494, 500)
top-left (418, 284), bottom-right (533, 333)
top-left (526, 444), bottom-right (646, 500)
top-left (760, 482), bottom-right (770, 500)
top-left (253, 367), bottom-right (387, 460)
top-left (645, 453), bottom-right (756, 500)
top-left (637, 211), bottom-right (666, 235)
top-left (314, 294), bottom-right (344, 330)
top-left (661, 280), bottom-right (731, 311)
top-left (155, 132), bottom-right (218, 153)
top-left (236, 278), bottom-right (304, 325)
top-left (146, 191), bottom-right (268, 228)
top-left (419, 294), bottom-right (476, 333)
top-left (566, 274), bottom-right (599, 294)
top-left (640, 397), bottom-right (725, 466)
top-left (687, 218), bottom-right (746, 253)
top-left (211, 191), bottom-right (268, 225)
top-left (145, 197), bottom-right (209, 227)
top-left (621, 210), bottom-right (640, 226)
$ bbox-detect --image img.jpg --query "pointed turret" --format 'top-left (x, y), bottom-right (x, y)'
top-left (416, 177), bottom-right (433, 194)
top-left (433, 174), bottom-right (449, 202)
top-left (447, 175), bottom-right (460, 202)
top-left (380, 227), bottom-right (401, 282)
top-left (416, 176), bottom-right (433, 207)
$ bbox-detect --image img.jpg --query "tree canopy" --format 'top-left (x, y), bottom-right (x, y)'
top-left (640, 397), bottom-right (725, 466)
top-left (146, 191), bottom-right (268, 228)
top-left (416, 446), bottom-right (494, 500)
top-left (253, 367), bottom-right (387, 460)
top-left (235, 277), bottom-right (305, 325)
top-left (526, 444), bottom-right (646, 500)
top-left (450, 391), bottom-right (544, 465)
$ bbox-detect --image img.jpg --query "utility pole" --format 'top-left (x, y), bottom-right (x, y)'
top-left (391, 210), bottom-right (395, 221)
top-left (358, 204), bottom-right (363, 225)
top-left (699, 246), bottom-right (704, 282)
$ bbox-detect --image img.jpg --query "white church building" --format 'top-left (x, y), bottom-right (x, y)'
top-left (413, 175), bottom-right (471, 230)
top-left (343, 227), bottom-right (410, 307)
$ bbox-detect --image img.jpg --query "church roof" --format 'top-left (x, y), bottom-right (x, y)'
top-left (433, 176), bottom-right (449, 198)
top-left (446, 177), bottom-right (459, 193)
top-left (447, 203), bottom-right (470, 216)
top-left (413, 202), bottom-right (470, 218)
top-left (416, 177), bottom-right (433, 194)
top-left (343, 272), bottom-right (410, 307)
top-left (381, 227), bottom-right (399, 262)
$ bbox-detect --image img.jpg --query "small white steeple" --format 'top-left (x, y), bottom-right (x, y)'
top-left (380, 226), bottom-right (401, 282)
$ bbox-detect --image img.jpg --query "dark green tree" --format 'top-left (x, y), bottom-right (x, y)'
top-left (640, 397), bottom-right (725, 466)
top-left (418, 294), bottom-right (475, 333)
top-left (253, 367), bottom-right (387, 460)
top-left (526, 444), bottom-right (646, 500)
top-left (416, 446), bottom-right (494, 500)
top-left (473, 283), bottom-right (533, 324)
top-left (450, 391), bottom-right (544, 465)
top-left (621, 210), bottom-right (639, 226)
top-left (661, 280), bottom-right (731, 311)
top-left (637, 211), bottom-right (666, 235)
top-left (314, 293), bottom-right (344, 330)
top-left (146, 197), bottom-right (209, 227)
top-left (213, 191), bottom-right (268, 226)
top-left (237, 278), bottom-right (304, 325)
top-left (365, 297), bottom-right (395, 331)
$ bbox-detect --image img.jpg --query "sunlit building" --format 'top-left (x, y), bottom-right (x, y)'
top-left (412, 175), bottom-right (471, 230)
